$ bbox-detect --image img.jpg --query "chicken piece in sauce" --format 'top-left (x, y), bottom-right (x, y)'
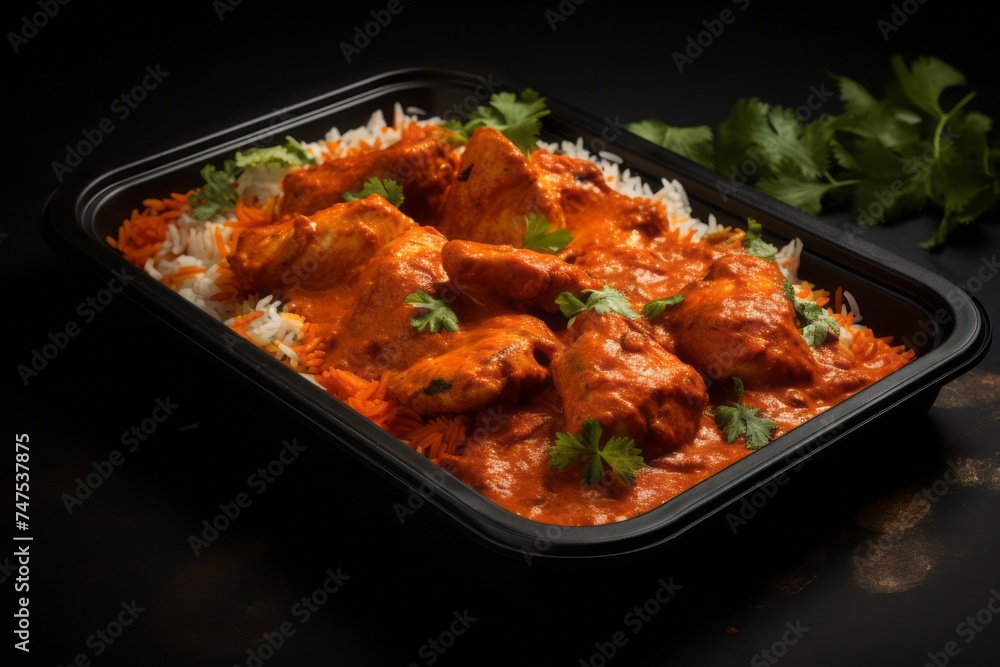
top-left (664, 253), bottom-right (818, 387)
top-left (434, 127), bottom-right (552, 246)
top-left (439, 128), bottom-right (672, 244)
top-left (550, 311), bottom-right (708, 457)
top-left (228, 195), bottom-right (416, 293)
top-left (314, 224), bottom-right (452, 379)
top-left (279, 126), bottom-right (459, 223)
top-left (441, 240), bottom-right (601, 313)
top-left (388, 313), bottom-right (562, 416)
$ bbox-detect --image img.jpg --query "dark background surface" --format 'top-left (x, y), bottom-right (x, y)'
top-left (3, 1), bottom-right (999, 665)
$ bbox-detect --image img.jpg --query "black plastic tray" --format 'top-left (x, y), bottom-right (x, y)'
top-left (43, 67), bottom-right (992, 560)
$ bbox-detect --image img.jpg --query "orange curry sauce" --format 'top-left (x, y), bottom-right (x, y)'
top-left (140, 122), bottom-right (916, 526)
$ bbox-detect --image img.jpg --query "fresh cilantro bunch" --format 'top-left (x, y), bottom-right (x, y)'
top-left (627, 120), bottom-right (715, 170)
top-left (443, 88), bottom-right (551, 155)
top-left (627, 55), bottom-right (1000, 249)
top-left (548, 418), bottom-right (647, 485)
top-left (188, 136), bottom-right (316, 220)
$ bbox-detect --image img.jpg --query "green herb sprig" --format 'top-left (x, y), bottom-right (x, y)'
top-left (641, 295), bottom-right (685, 319)
top-left (714, 377), bottom-right (778, 450)
top-left (188, 136), bottom-right (316, 221)
top-left (443, 88), bottom-right (551, 155)
top-left (783, 280), bottom-right (840, 346)
top-left (548, 418), bottom-right (647, 485)
top-left (556, 286), bottom-right (638, 327)
top-left (343, 176), bottom-right (405, 208)
top-left (404, 291), bottom-right (459, 334)
top-left (742, 218), bottom-right (779, 260)
top-left (522, 213), bottom-right (573, 253)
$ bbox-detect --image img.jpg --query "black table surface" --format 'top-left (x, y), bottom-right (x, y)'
top-left (4, 2), bottom-right (999, 665)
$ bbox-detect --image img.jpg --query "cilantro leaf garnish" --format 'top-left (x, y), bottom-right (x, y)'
top-left (189, 162), bottom-right (239, 221)
top-left (343, 176), bottom-right (405, 208)
top-left (188, 136), bottom-right (316, 221)
top-left (641, 295), bottom-right (685, 319)
top-left (783, 280), bottom-right (840, 346)
top-left (404, 290), bottom-right (459, 334)
top-left (742, 218), bottom-right (779, 260)
top-left (522, 212), bottom-right (573, 253)
top-left (548, 418), bottom-right (647, 485)
top-left (626, 119), bottom-right (715, 169)
top-left (554, 292), bottom-right (587, 321)
top-left (443, 88), bottom-right (551, 154)
top-left (714, 377), bottom-right (778, 450)
top-left (556, 286), bottom-right (638, 327)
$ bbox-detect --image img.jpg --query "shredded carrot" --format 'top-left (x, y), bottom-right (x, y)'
top-left (159, 265), bottom-right (205, 286)
top-left (850, 327), bottom-right (877, 360)
top-left (214, 226), bottom-right (229, 257)
top-left (403, 415), bottom-right (471, 460)
top-left (109, 191), bottom-right (195, 266)
top-left (315, 370), bottom-right (399, 428)
top-left (209, 261), bottom-right (240, 302)
top-left (229, 310), bottom-right (265, 327)
top-left (833, 311), bottom-right (856, 330)
top-left (229, 196), bottom-right (279, 228)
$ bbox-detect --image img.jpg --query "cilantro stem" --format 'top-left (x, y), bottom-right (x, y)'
top-left (823, 171), bottom-right (858, 188)
top-left (933, 91), bottom-right (976, 158)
